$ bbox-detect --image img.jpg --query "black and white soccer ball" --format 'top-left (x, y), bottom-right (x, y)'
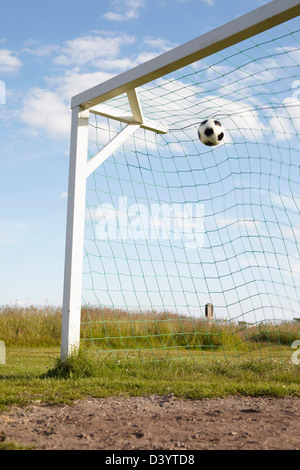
top-left (197, 119), bottom-right (225, 146)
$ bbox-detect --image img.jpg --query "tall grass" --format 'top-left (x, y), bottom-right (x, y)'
top-left (0, 305), bottom-right (62, 347)
top-left (0, 305), bottom-right (299, 355)
top-left (80, 307), bottom-right (240, 351)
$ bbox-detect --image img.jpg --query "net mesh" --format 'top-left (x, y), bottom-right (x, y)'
top-left (81, 19), bottom-right (300, 363)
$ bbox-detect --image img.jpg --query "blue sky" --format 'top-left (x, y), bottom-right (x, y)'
top-left (0, 0), bottom-right (293, 309)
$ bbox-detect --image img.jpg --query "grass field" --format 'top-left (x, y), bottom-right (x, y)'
top-left (0, 305), bottom-right (299, 413)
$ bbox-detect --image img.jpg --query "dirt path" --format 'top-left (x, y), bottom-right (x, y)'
top-left (1, 395), bottom-right (299, 450)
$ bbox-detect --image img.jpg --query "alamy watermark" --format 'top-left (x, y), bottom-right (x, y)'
top-left (0, 80), bottom-right (5, 105)
top-left (94, 196), bottom-right (205, 250)
top-left (291, 340), bottom-right (300, 365)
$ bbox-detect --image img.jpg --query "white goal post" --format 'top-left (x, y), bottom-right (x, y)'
top-left (61, 0), bottom-right (300, 358)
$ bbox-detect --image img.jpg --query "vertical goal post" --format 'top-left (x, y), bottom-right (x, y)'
top-left (61, 0), bottom-right (300, 359)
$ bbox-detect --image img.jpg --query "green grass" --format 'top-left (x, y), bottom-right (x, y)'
top-left (0, 305), bottom-right (62, 347)
top-left (0, 437), bottom-right (34, 450)
top-left (0, 306), bottom-right (299, 411)
top-left (0, 346), bottom-right (299, 411)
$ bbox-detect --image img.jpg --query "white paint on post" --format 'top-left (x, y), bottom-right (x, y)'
top-left (127, 89), bottom-right (143, 124)
top-left (90, 103), bottom-right (168, 134)
top-left (90, 103), bottom-right (136, 123)
top-left (86, 123), bottom-right (140, 178)
top-left (61, 106), bottom-right (89, 358)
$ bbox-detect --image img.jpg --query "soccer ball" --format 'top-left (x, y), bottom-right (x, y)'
top-left (197, 119), bottom-right (225, 146)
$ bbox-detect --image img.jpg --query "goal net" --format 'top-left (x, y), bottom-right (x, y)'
top-left (62, 3), bottom-right (300, 363)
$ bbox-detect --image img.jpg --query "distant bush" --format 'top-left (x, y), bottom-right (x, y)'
top-left (245, 322), bottom-right (299, 345)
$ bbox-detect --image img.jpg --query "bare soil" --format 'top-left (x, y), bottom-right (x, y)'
top-left (1, 395), bottom-right (299, 450)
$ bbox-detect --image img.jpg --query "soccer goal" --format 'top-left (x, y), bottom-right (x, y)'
top-left (61, 0), bottom-right (300, 363)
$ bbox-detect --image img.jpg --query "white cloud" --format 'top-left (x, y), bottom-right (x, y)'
top-left (0, 49), bottom-right (22, 74)
top-left (23, 44), bottom-right (57, 58)
top-left (103, 0), bottom-right (145, 22)
top-left (269, 96), bottom-right (300, 143)
top-left (53, 33), bottom-right (135, 67)
top-left (271, 192), bottom-right (300, 213)
top-left (47, 69), bottom-right (114, 103)
top-left (19, 32), bottom-right (137, 139)
top-left (18, 29), bottom-right (183, 140)
top-left (143, 37), bottom-right (178, 52)
top-left (291, 262), bottom-right (300, 277)
top-left (21, 38), bottom-right (57, 57)
top-left (20, 88), bottom-right (70, 140)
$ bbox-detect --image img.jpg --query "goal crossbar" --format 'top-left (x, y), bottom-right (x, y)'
top-left (71, 0), bottom-right (300, 111)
